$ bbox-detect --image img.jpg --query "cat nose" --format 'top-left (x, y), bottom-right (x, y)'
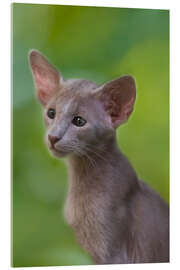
top-left (48, 134), bottom-right (61, 147)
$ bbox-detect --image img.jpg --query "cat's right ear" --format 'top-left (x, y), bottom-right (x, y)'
top-left (28, 50), bottom-right (62, 106)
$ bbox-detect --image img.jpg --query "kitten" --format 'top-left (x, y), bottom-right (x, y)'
top-left (29, 50), bottom-right (169, 264)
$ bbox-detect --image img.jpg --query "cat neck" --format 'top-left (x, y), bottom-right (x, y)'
top-left (66, 136), bottom-right (138, 190)
top-left (67, 136), bottom-right (117, 170)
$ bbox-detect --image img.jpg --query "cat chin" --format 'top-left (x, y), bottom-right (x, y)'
top-left (49, 147), bottom-right (69, 158)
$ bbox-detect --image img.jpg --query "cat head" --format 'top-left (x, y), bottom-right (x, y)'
top-left (29, 50), bottom-right (136, 158)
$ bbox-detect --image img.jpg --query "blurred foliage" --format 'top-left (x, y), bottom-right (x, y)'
top-left (12, 3), bottom-right (169, 267)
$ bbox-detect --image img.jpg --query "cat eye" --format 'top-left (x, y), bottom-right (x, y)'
top-left (72, 116), bottom-right (86, 127)
top-left (47, 108), bottom-right (56, 119)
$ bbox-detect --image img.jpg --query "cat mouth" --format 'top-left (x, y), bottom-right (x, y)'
top-left (49, 145), bottom-right (70, 157)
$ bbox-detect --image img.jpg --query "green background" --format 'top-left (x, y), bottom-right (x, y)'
top-left (12, 3), bottom-right (169, 267)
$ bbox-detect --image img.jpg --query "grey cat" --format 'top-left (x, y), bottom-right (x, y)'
top-left (29, 50), bottom-right (169, 264)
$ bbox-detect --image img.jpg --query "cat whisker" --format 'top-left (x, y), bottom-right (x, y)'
top-left (84, 145), bottom-right (109, 164)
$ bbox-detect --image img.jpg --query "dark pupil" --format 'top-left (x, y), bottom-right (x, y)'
top-left (47, 108), bottom-right (55, 119)
top-left (72, 116), bottom-right (86, 127)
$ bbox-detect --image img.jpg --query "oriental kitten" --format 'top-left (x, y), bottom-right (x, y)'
top-left (29, 50), bottom-right (169, 264)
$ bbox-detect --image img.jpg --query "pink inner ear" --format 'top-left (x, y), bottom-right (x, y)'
top-left (30, 51), bottom-right (60, 106)
top-left (100, 76), bottom-right (136, 127)
top-left (34, 68), bottom-right (53, 104)
top-left (37, 89), bottom-right (50, 105)
top-left (33, 65), bottom-right (59, 105)
top-left (113, 95), bottom-right (135, 127)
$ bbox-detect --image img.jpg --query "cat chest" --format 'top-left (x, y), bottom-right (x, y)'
top-left (64, 188), bottom-right (100, 228)
top-left (64, 188), bottom-right (109, 261)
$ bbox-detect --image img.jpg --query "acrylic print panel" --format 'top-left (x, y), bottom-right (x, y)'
top-left (12, 3), bottom-right (169, 267)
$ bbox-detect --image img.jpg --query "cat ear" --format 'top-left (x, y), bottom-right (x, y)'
top-left (95, 76), bottom-right (136, 128)
top-left (29, 50), bottom-right (62, 105)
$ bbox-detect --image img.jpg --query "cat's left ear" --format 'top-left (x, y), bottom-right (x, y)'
top-left (95, 76), bottom-right (136, 128)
